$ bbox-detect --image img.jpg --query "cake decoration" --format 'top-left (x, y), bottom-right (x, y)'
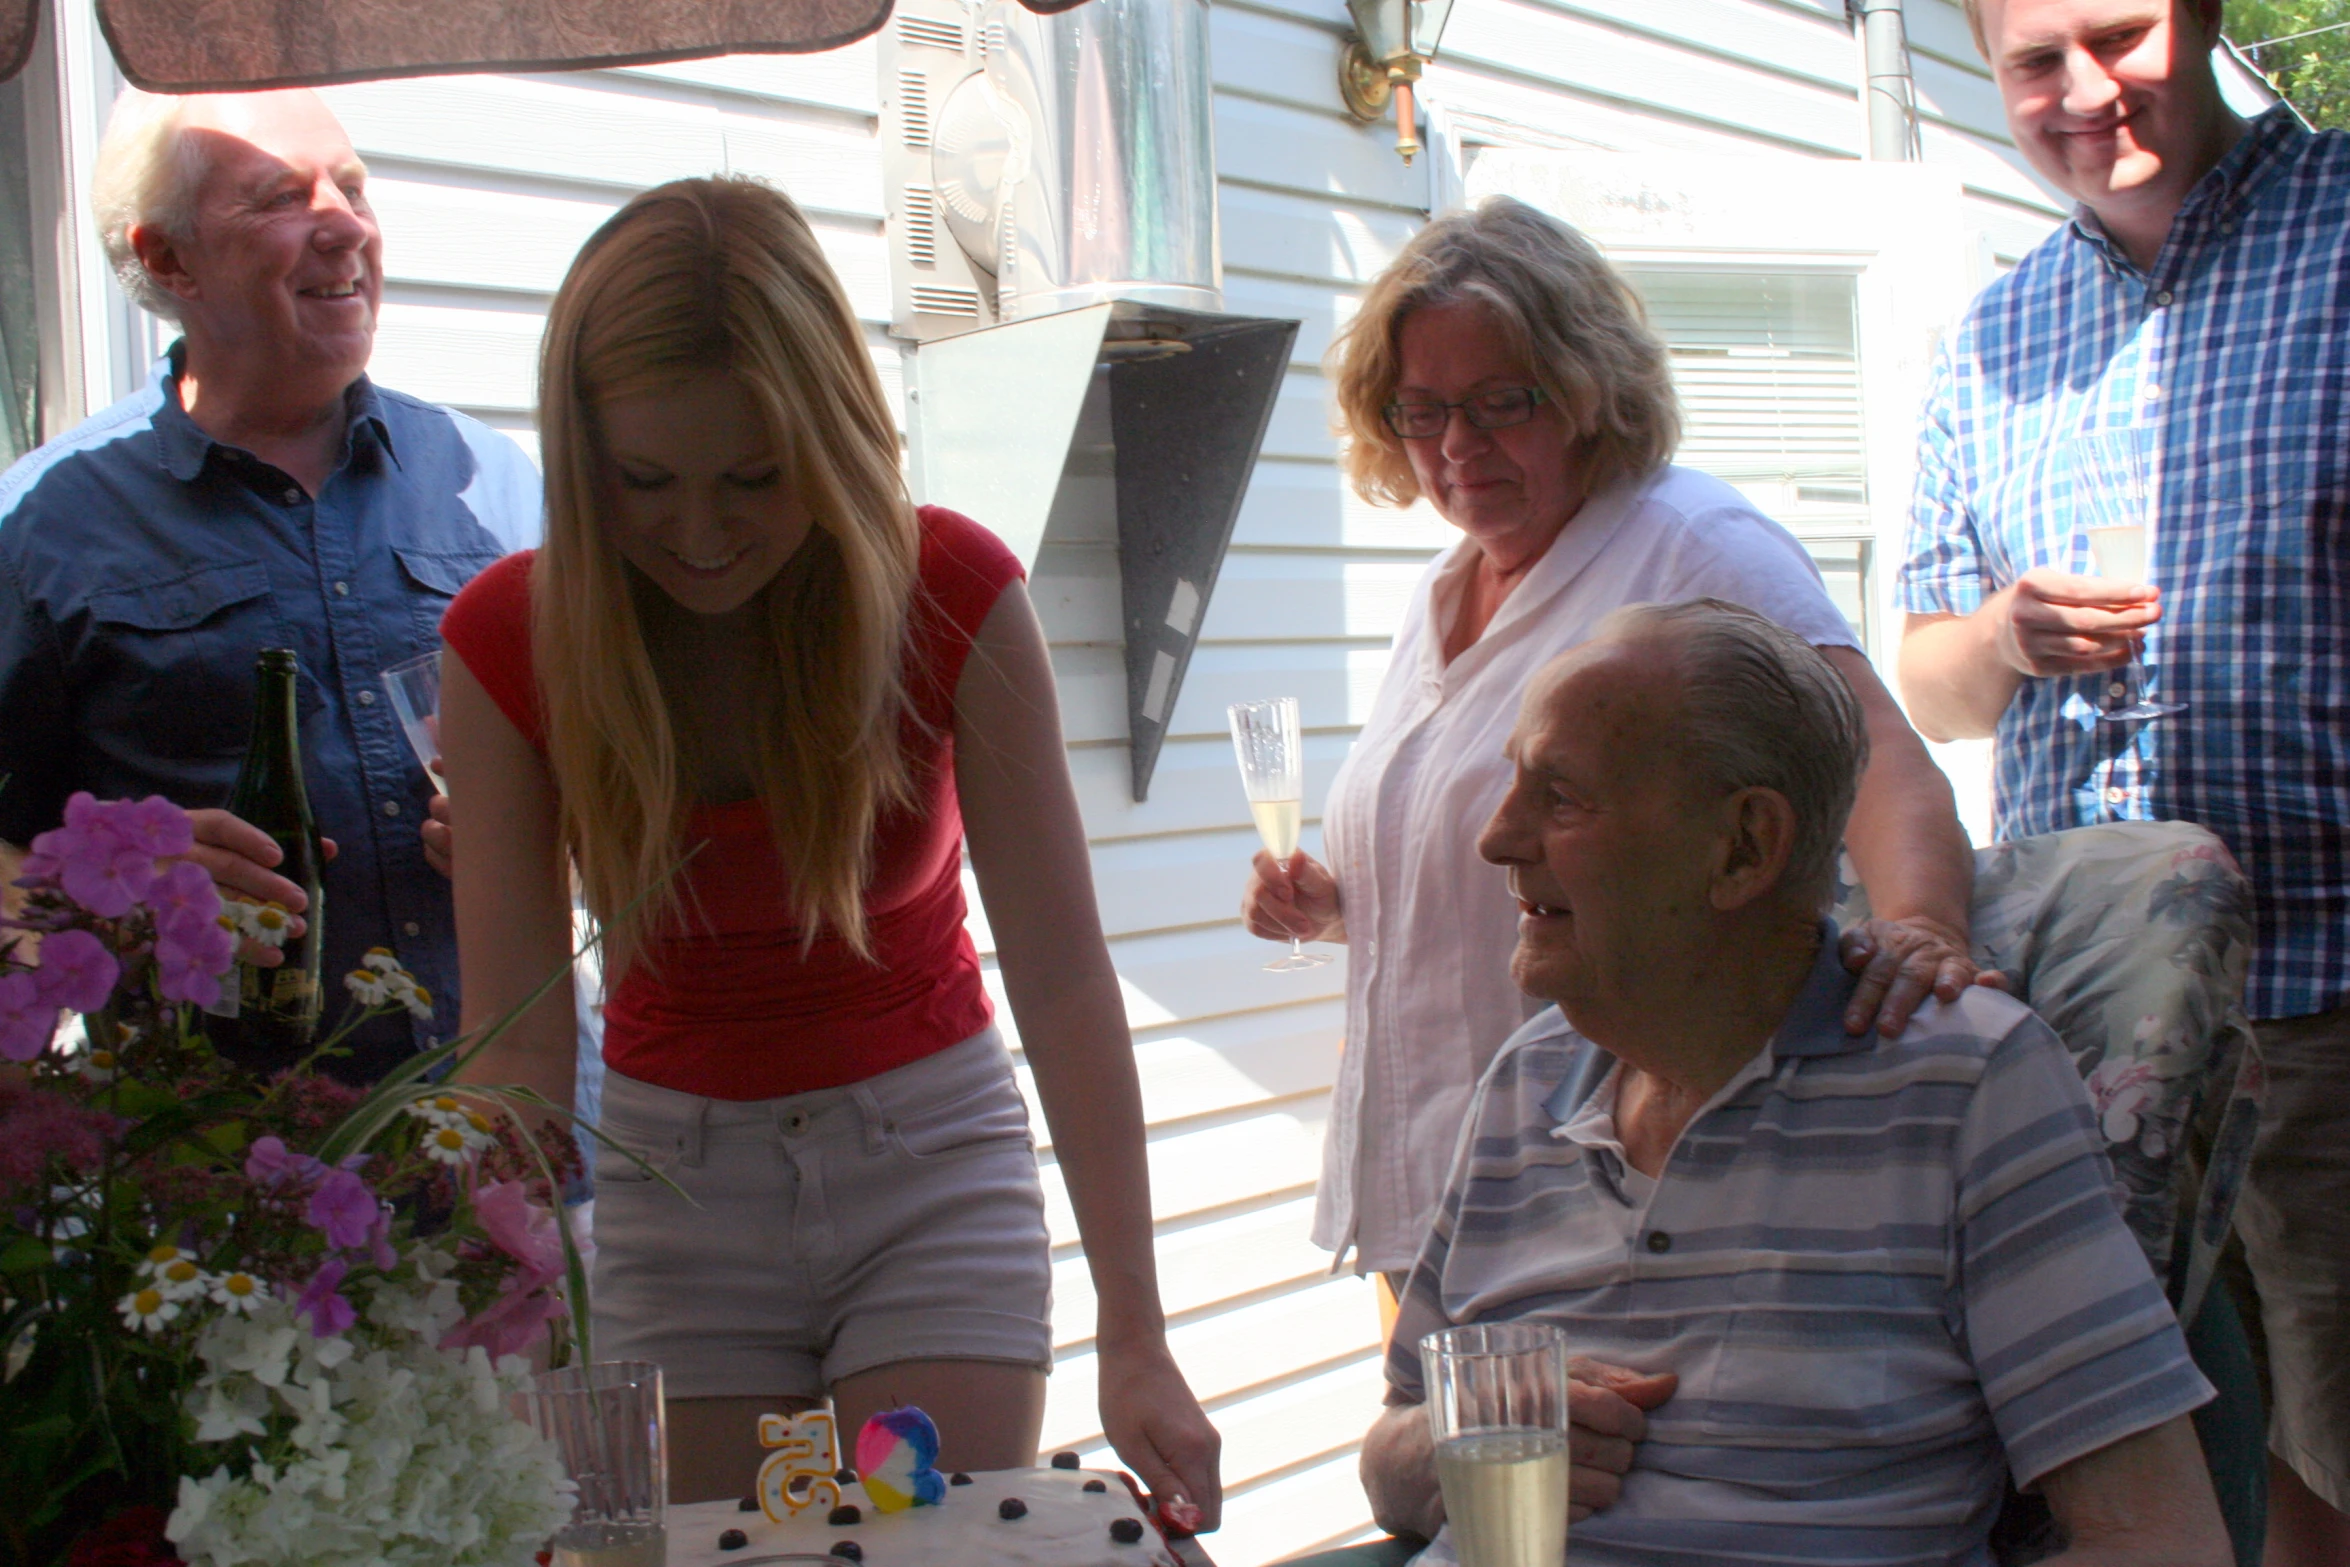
top-left (716, 1529), bottom-right (747, 1551)
top-left (997, 1497), bottom-right (1028, 1520)
top-left (855, 1407), bottom-right (947, 1514)
top-left (1157, 1494), bottom-right (1205, 1534)
top-left (1049, 1451), bottom-right (1080, 1469)
top-left (1082, 1480), bottom-right (1107, 1494)
top-left (755, 1409), bottom-right (843, 1522)
top-left (948, 1473), bottom-right (972, 1486)
top-left (831, 1544), bottom-right (863, 1562)
top-left (828, 1504), bottom-right (861, 1526)
top-left (736, 1495), bottom-right (757, 1512)
top-left (1110, 1519), bottom-right (1145, 1544)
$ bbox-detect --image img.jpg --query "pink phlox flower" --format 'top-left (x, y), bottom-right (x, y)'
top-left (54, 795), bottom-right (159, 918)
top-left (305, 1166), bottom-right (380, 1249)
top-left (32, 929), bottom-right (120, 1015)
top-left (154, 917), bottom-right (237, 1007)
top-left (0, 971), bottom-right (58, 1064)
top-left (0, 1075), bottom-right (121, 1200)
top-left (364, 1204), bottom-right (398, 1271)
top-left (16, 828), bottom-right (68, 885)
top-left (118, 796), bottom-right (194, 859)
top-left (440, 1274), bottom-right (566, 1361)
top-left (149, 862), bottom-right (224, 941)
top-left (244, 1134), bottom-right (325, 1191)
top-left (291, 1256), bottom-right (355, 1338)
top-left (472, 1179), bottom-right (566, 1278)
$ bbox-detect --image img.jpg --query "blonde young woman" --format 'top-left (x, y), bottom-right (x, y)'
top-left (442, 178), bottom-right (1219, 1514)
top-left (1242, 197), bottom-right (1992, 1284)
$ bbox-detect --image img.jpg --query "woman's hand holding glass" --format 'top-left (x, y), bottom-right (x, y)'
top-left (1242, 849), bottom-right (1344, 947)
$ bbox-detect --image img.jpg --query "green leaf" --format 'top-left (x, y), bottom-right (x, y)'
top-left (0, 1235), bottom-right (51, 1274)
top-left (108, 1080), bottom-right (181, 1118)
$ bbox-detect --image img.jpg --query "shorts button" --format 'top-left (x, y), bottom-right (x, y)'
top-left (783, 1110), bottom-right (810, 1134)
top-left (1645, 1231), bottom-right (1672, 1254)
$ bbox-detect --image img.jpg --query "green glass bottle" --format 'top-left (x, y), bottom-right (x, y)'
top-left (209, 648), bottom-right (325, 1063)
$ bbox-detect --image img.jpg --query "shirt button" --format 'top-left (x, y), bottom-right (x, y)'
top-left (2108, 680), bottom-right (2129, 698)
top-left (402, 921), bottom-right (421, 937)
top-left (2220, 220), bottom-right (2237, 235)
top-left (333, 581), bottom-right (350, 597)
top-left (2105, 787), bottom-right (2127, 805)
top-left (356, 690), bottom-right (376, 706)
top-left (2152, 290), bottom-right (2173, 306)
top-left (2140, 383), bottom-right (2161, 401)
top-left (282, 488), bottom-right (303, 504)
top-left (1645, 1231), bottom-right (1672, 1254)
top-left (381, 800), bottom-right (402, 817)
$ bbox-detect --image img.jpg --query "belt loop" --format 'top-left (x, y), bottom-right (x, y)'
top-left (679, 1095), bottom-right (709, 1169)
top-left (847, 1084), bottom-right (888, 1156)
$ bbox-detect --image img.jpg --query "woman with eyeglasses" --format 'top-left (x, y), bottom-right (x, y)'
top-left (1240, 196), bottom-right (1984, 1294)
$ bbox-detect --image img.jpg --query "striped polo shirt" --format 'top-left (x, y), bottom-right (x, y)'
top-left (1385, 928), bottom-right (2211, 1567)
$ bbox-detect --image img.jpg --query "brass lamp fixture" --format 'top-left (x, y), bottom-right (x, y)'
top-left (1338, 0), bottom-right (1456, 163)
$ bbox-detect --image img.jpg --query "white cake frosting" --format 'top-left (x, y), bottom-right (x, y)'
top-left (667, 1467), bottom-right (1177, 1567)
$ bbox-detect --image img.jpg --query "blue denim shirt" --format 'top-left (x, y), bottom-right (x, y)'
top-left (0, 347), bottom-right (540, 1080)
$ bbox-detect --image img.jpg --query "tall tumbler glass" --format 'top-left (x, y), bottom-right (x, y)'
top-left (1420, 1322), bottom-right (1571, 1567)
top-left (521, 1361), bottom-right (668, 1567)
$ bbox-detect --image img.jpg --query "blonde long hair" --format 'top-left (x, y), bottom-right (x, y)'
top-left (535, 177), bottom-right (919, 973)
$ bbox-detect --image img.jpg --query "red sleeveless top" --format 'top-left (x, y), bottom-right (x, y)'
top-left (441, 506), bottom-right (1020, 1101)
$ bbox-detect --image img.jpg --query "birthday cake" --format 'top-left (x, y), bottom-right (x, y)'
top-left (667, 1466), bottom-right (1178, 1567)
top-left (665, 1407), bottom-right (1181, 1567)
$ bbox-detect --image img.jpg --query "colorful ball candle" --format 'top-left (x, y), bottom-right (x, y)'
top-left (854, 1407), bottom-right (947, 1514)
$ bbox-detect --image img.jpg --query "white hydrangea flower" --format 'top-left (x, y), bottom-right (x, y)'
top-left (168, 1296), bottom-right (574, 1567)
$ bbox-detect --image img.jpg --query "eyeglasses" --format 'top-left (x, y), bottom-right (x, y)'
top-left (1380, 386), bottom-right (1548, 440)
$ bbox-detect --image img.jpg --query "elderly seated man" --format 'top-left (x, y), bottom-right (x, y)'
top-left (1361, 599), bottom-right (2227, 1567)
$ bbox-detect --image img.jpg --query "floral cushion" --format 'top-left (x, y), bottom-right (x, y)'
top-left (1836, 821), bottom-right (2262, 1322)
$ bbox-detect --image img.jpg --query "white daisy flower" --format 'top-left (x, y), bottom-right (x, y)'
top-left (392, 979), bottom-right (435, 1021)
top-left (155, 1257), bottom-right (210, 1302)
top-left (138, 1242), bottom-right (187, 1279)
top-left (403, 1093), bottom-right (466, 1130)
top-left (419, 1123), bottom-right (483, 1165)
top-left (344, 968), bottom-right (392, 1006)
top-left (361, 948), bottom-right (403, 974)
top-left (71, 1047), bottom-right (119, 1084)
top-left (243, 902), bottom-right (294, 949)
top-left (210, 1271), bottom-right (267, 1316)
top-left (119, 1286), bottom-right (181, 1333)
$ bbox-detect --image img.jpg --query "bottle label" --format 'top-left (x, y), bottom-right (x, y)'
top-left (239, 961), bottom-right (321, 1023)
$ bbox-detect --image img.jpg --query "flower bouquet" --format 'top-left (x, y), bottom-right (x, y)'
top-left (1, 794), bottom-right (602, 1567)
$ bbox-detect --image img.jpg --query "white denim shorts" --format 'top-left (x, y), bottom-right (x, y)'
top-left (588, 1026), bottom-right (1053, 1401)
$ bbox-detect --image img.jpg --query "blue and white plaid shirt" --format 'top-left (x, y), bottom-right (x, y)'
top-left (1898, 107), bottom-right (2350, 1020)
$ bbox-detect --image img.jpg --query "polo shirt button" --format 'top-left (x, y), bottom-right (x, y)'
top-left (1645, 1231), bottom-right (1672, 1254)
top-left (402, 921), bottom-right (421, 937)
top-left (381, 800), bottom-right (401, 817)
top-left (356, 690), bottom-right (376, 706)
top-left (2105, 787), bottom-right (2127, 805)
top-left (333, 581), bottom-right (350, 596)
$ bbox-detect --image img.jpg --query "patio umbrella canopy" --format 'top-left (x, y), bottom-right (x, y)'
top-left (0, 0), bottom-right (1089, 90)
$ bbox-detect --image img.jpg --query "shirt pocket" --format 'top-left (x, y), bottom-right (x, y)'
top-left (83, 562), bottom-right (304, 765)
top-left (393, 547), bottom-right (502, 653)
top-left (1691, 1261), bottom-right (1899, 1442)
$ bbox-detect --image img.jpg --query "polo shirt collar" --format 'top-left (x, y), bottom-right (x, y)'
top-left (152, 339), bottom-right (399, 482)
top-left (1766, 919), bottom-right (1869, 1060)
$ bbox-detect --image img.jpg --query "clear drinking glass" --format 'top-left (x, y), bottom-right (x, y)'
top-left (2070, 428), bottom-right (2184, 722)
top-left (1228, 697), bottom-right (1331, 973)
top-left (519, 1361), bottom-right (668, 1567)
top-left (1420, 1322), bottom-right (1572, 1567)
top-left (382, 650), bottom-right (448, 793)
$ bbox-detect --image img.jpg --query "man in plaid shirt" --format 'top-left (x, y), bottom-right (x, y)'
top-left (1896, 1), bottom-right (2350, 1559)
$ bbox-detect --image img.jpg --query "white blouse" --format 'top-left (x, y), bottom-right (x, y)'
top-left (1315, 466), bottom-right (1859, 1272)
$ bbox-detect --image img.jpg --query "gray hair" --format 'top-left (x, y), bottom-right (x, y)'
top-left (1599, 598), bottom-right (1868, 904)
top-left (91, 88), bottom-right (211, 321)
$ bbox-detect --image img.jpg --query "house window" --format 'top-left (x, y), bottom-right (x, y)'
top-left (1621, 267), bottom-right (1874, 650)
top-left (0, 70), bottom-right (41, 465)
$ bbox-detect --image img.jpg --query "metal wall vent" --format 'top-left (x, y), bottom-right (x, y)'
top-left (900, 183), bottom-right (939, 267)
top-left (910, 284), bottom-right (983, 318)
top-left (896, 67), bottom-right (931, 147)
top-left (897, 13), bottom-right (964, 50)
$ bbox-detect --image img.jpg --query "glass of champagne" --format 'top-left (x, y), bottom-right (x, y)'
top-left (382, 650), bottom-right (448, 793)
top-left (2070, 428), bottom-right (2184, 722)
top-left (519, 1361), bottom-right (667, 1567)
top-left (1420, 1321), bottom-right (1572, 1567)
top-left (1228, 697), bottom-right (1331, 973)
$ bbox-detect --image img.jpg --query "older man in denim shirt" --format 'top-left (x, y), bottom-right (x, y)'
top-left (0, 87), bottom-right (538, 1083)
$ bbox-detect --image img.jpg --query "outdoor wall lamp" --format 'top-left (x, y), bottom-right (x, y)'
top-left (1338, 0), bottom-right (1455, 164)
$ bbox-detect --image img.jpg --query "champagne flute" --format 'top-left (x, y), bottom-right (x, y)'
top-left (1228, 697), bottom-right (1331, 973)
top-left (2070, 428), bottom-right (2184, 722)
top-left (1421, 1321), bottom-right (1572, 1567)
top-left (382, 650), bottom-right (448, 794)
